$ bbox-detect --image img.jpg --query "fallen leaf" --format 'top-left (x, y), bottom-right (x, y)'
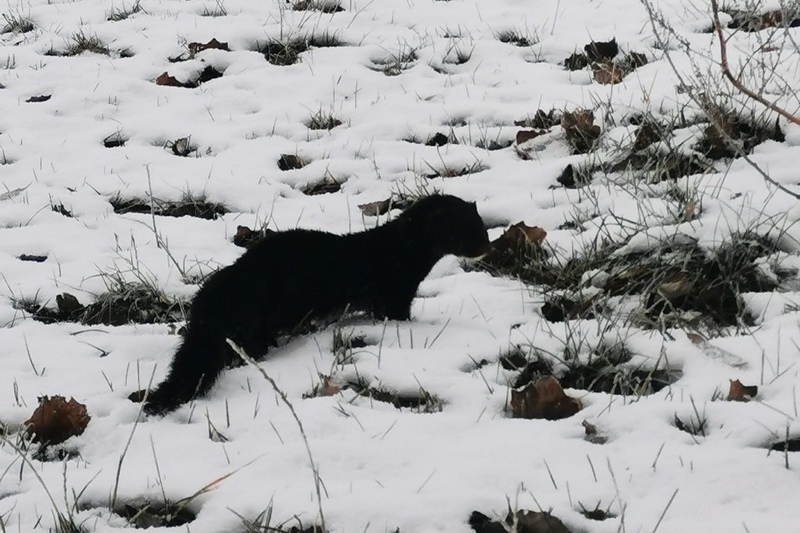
top-left (683, 200), bottom-right (698, 221)
top-left (584, 39), bottom-right (618, 62)
top-left (56, 292), bottom-right (83, 316)
top-left (582, 420), bottom-right (608, 444)
top-left (26, 94), bottom-right (51, 103)
top-left (512, 510), bottom-right (574, 533)
top-left (187, 38), bottom-right (230, 55)
top-left (128, 390), bottom-right (147, 403)
top-left (481, 222), bottom-right (547, 268)
top-left (470, 510), bottom-right (574, 533)
top-left (358, 199), bottom-right (391, 216)
top-left (593, 63), bottom-right (622, 85)
top-left (516, 129), bottom-right (545, 145)
top-left (156, 72), bottom-right (189, 87)
top-left (319, 375), bottom-right (341, 396)
top-left (278, 154), bottom-right (306, 171)
top-left (563, 52), bottom-right (588, 71)
top-left (25, 396), bottom-right (90, 445)
top-left (633, 121), bottom-right (662, 151)
top-left (196, 65), bottom-right (223, 84)
top-left (686, 332), bottom-right (706, 345)
top-left (561, 109), bottom-right (601, 153)
top-left (514, 109), bottom-right (560, 129)
top-left (658, 270), bottom-right (692, 300)
top-left (426, 132), bottom-right (449, 146)
top-left (510, 376), bottom-right (582, 420)
top-left (727, 379), bottom-right (757, 402)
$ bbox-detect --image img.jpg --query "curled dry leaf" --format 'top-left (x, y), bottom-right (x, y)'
top-left (727, 379), bottom-right (758, 402)
top-left (25, 396), bottom-right (90, 444)
top-left (499, 222), bottom-right (547, 249)
top-left (510, 375), bottom-right (582, 420)
top-left (482, 222), bottom-right (547, 268)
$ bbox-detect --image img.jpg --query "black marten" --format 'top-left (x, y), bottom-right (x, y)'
top-left (142, 194), bottom-right (490, 414)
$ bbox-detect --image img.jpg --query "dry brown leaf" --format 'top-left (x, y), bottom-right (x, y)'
top-left (25, 396), bottom-right (90, 444)
top-left (516, 129), bottom-right (545, 145)
top-left (510, 376), bottom-right (582, 420)
top-left (187, 38), bottom-right (230, 55)
top-left (509, 510), bottom-right (574, 533)
top-left (155, 72), bottom-right (188, 87)
top-left (319, 376), bottom-right (342, 397)
top-left (658, 270), bottom-right (692, 300)
top-left (593, 63), bottom-right (622, 85)
top-left (487, 222), bottom-right (546, 255)
top-left (727, 379), bottom-right (758, 402)
top-left (513, 223), bottom-right (547, 246)
top-left (561, 109), bottom-right (595, 131)
top-left (683, 200), bottom-right (698, 221)
top-left (561, 109), bottom-right (601, 153)
top-left (686, 332), bottom-right (706, 345)
top-left (358, 199), bottom-right (391, 217)
top-left (633, 121), bottom-right (661, 151)
top-left (582, 420), bottom-right (608, 444)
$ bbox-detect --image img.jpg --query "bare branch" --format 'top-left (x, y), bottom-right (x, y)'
top-left (709, 0), bottom-right (800, 126)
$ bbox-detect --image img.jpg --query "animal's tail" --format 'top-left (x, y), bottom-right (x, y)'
top-left (143, 326), bottom-right (230, 415)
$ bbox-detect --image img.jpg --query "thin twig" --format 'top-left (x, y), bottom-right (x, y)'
top-left (709, 0), bottom-right (800, 126)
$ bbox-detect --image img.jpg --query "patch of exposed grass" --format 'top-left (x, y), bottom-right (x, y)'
top-left (371, 45), bottom-right (418, 76)
top-left (307, 109), bottom-right (342, 130)
top-left (256, 32), bottom-right (342, 66)
top-left (66, 31), bottom-right (111, 56)
top-left (292, 0), bottom-right (344, 13)
top-left (110, 192), bottom-right (228, 220)
top-left (1, 12), bottom-right (34, 34)
top-left (106, 1), bottom-right (143, 21)
top-left (496, 28), bottom-right (538, 47)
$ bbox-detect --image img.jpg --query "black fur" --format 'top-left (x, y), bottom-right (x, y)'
top-left (143, 194), bottom-right (490, 414)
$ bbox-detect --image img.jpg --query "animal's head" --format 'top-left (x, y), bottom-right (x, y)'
top-left (403, 195), bottom-right (491, 258)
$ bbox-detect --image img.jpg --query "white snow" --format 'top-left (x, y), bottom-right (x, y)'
top-left (2, 0), bottom-right (800, 531)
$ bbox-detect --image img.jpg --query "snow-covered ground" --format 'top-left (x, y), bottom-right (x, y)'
top-left (2, 0), bottom-right (800, 531)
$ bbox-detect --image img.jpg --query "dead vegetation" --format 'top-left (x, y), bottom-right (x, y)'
top-left (255, 32), bottom-right (343, 66)
top-left (478, 222), bottom-right (792, 329)
top-left (110, 193), bottom-right (228, 219)
top-left (13, 281), bottom-right (185, 326)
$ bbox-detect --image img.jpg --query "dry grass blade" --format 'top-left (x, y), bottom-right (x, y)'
top-left (227, 339), bottom-right (327, 532)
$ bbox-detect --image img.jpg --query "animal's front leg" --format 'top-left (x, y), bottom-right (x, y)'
top-left (373, 290), bottom-right (415, 321)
